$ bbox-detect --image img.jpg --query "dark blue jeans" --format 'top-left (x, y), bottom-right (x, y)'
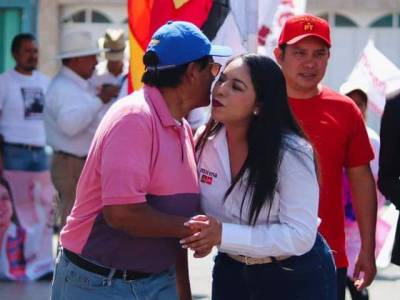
top-left (3, 143), bottom-right (49, 171)
top-left (212, 234), bottom-right (337, 300)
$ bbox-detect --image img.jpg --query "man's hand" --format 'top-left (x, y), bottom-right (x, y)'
top-left (353, 248), bottom-right (377, 290)
top-left (180, 215), bottom-right (222, 257)
top-left (98, 84), bottom-right (120, 104)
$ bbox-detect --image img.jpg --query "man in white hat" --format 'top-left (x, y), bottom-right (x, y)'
top-left (44, 31), bottom-right (117, 229)
top-left (89, 29), bottom-right (127, 97)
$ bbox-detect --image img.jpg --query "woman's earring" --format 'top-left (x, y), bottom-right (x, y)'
top-left (253, 110), bottom-right (259, 116)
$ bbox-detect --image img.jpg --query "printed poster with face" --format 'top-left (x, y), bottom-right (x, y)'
top-left (0, 171), bottom-right (55, 281)
top-left (20, 87), bottom-right (45, 120)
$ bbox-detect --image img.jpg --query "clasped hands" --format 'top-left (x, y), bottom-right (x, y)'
top-left (180, 215), bottom-right (222, 258)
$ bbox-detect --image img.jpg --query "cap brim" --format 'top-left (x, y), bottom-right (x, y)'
top-left (54, 48), bottom-right (105, 60)
top-left (209, 45), bottom-right (232, 57)
top-left (286, 33), bottom-right (331, 47)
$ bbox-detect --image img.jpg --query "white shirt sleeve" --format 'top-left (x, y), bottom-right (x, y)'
top-left (51, 87), bottom-right (103, 137)
top-left (219, 143), bottom-right (319, 257)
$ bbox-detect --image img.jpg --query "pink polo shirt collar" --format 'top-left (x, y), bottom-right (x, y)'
top-left (143, 85), bottom-right (180, 128)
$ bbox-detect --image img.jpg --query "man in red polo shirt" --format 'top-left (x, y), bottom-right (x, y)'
top-left (274, 15), bottom-right (377, 300)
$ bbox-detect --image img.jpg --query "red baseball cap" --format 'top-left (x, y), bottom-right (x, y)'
top-left (278, 14), bottom-right (331, 47)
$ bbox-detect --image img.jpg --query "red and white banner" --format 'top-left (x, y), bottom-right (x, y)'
top-left (258, 0), bottom-right (307, 57)
top-left (340, 40), bottom-right (400, 116)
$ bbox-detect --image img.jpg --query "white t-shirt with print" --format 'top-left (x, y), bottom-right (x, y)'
top-left (0, 69), bottom-right (50, 146)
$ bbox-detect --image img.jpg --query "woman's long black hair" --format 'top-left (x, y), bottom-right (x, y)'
top-left (196, 54), bottom-right (309, 225)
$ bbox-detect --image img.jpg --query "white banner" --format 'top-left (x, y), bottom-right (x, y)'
top-left (257, 0), bottom-right (307, 57)
top-left (340, 40), bottom-right (400, 116)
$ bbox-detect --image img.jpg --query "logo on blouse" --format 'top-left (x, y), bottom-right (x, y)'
top-left (199, 168), bottom-right (217, 185)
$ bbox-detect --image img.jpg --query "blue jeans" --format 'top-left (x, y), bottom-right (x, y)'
top-left (3, 143), bottom-right (49, 171)
top-left (51, 250), bottom-right (178, 300)
top-left (212, 233), bottom-right (337, 300)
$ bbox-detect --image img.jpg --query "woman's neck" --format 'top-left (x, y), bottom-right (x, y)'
top-left (225, 122), bottom-right (248, 144)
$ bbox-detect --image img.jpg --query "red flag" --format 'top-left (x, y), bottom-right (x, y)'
top-left (127, 0), bottom-right (213, 92)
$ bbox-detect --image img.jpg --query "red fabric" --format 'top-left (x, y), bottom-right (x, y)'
top-left (289, 86), bottom-right (374, 268)
top-left (127, 0), bottom-right (213, 92)
top-left (149, 0), bottom-right (213, 37)
top-left (128, 0), bottom-right (152, 50)
top-left (6, 227), bottom-right (26, 280)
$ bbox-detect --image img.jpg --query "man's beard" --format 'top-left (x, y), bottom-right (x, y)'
top-left (22, 64), bottom-right (37, 72)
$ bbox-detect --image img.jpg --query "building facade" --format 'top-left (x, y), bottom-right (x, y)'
top-left (308, 0), bottom-right (400, 90)
top-left (38, 0), bottom-right (127, 76)
top-left (0, 0), bottom-right (39, 73)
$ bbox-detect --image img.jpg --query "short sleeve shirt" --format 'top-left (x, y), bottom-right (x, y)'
top-left (0, 70), bottom-right (49, 146)
top-left (60, 85), bottom-right (200, 273)
top-left (289, 86), bottom-right (374, 268)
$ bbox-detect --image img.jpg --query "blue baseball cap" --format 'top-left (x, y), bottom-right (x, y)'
top-left (146, 21), bottom-right (232, 69)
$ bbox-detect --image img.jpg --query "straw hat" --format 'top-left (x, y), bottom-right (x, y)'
top-left (103, 29), bottom-right (126, 61)
top-left (55, 31), bottom-right (104, 59)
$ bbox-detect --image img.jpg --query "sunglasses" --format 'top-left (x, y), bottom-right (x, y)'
top-left (209, 62), bottom-right (222, 77)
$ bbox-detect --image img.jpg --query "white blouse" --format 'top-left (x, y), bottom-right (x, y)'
top-left (197, 127), bottom-right (320, 258)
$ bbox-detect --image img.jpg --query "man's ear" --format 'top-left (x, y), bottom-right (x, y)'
top-left (184, 61), bottom-right (199, 84)
top-left (274, 47), bottom-right (283, 65)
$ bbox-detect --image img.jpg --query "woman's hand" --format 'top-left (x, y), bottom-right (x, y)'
top-left (180, 215), bottom-right (222, 257)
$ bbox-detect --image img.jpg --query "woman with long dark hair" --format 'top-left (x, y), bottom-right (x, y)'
top-left (181, 54), bottom-right (336, 299)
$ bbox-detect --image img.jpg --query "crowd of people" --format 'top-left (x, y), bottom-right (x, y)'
top-left (0, 13), bottom-right (399, 300)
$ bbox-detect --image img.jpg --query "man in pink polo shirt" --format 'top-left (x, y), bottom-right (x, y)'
top-left (51, 21), bottom-right (231, 300)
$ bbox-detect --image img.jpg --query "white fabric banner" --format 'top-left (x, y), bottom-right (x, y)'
top-left (340, 40), bottom-right (400, 116)
top-left (258, 0), bottom-right (307, 57)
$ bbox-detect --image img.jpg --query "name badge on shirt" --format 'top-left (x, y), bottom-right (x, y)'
top-left (199, 168), bottom-right (217, 185)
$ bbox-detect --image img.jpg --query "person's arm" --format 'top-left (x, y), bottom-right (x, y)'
top-left (182, 141), bottom-right (319, 257)
top-left (175, 248), bottom-right (192, 300)
top-left (103, 203), bottom-right (192, 238)
top-left (52, 87), bottom-right (103, 137)
top-left (347, 164), bottom-right (377, 289)
top-left (378, 99), bottom-right (400, 208)
top-left (100, 112), bottom-right (194, 239)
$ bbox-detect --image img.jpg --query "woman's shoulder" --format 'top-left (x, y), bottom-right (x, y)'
top-left (280, 134), bottom-right (315, 175)
top-left (282, 134), bottom-right (313, 155)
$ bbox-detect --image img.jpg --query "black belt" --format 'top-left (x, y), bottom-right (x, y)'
top-left (63, 248), bottom-right (152, 281)
top-left (4, 142), bottom-right (44, 151)
top-left (54, 150), bottom-right (87, 160)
